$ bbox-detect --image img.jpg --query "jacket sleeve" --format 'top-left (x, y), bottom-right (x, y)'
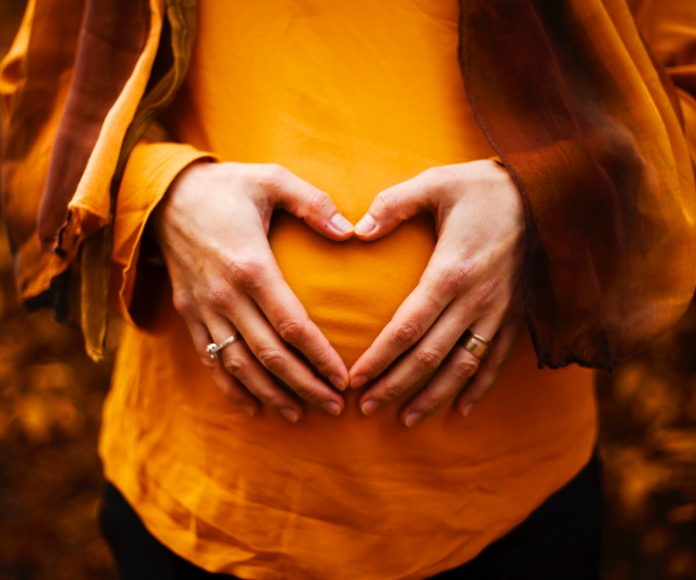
top-left (460, 0), bottom-right (696, 370)
top-left (630, 0), bottom-right (696, 165)
top-left (0, 0), bottom-right (87, 308)
top-left (110, 140), bottom-right (216, 329)
top-left (1, 0), bottom-right (197, 360)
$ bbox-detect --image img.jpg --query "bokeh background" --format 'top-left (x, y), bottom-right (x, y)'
top-left (1, 1), bottom-right (695, 578)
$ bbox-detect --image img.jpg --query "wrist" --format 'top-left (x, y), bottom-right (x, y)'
top-left (148, 159), bottom-right (213, 245)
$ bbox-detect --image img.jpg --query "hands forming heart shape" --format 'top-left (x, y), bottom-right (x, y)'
top-left (150, 159), bottom-right (526, 427)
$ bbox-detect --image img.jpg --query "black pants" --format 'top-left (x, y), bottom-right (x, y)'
top-left (100, 449), bottom-right (603, 580)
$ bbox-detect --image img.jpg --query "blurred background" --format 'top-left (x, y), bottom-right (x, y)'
top-left (1, 1), bottom-right (695, 578)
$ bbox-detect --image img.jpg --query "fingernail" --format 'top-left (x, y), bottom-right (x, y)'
top-left (354, 214), bottom-right (377, 236)
top-left (404, 411), bottom-right (423, 428)
top-left (330, 374), bottom-right (347, 391)
top-left (461, 403), bottom-right (473, 417)
top-left (361, 400), bottom-right (379, 416)
top-left (351, 375), bottom-right (367, 389)
top-left (329, 213), bottom-right (354, 235)
top-left (281, 407), bottom-right (300, 423)
top-left (322, 400), bottom-right (342, 416)
top-left (240, 402), bottom-right (257, 416)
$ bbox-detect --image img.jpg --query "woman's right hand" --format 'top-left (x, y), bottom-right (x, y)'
top-left (150, 161), bottom-right (354, 422)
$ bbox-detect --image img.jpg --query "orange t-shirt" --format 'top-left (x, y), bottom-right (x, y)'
top-left (101, 1), bottom-right (597, 578)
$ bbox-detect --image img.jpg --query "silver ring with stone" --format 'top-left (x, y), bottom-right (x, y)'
top-left (206, 334), bottom-right (237, 359)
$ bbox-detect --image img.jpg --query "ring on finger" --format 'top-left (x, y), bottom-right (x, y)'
top-left (207, 334), bottom-right (239, 359)
top-left (460, 329), bottom-right (491, 360)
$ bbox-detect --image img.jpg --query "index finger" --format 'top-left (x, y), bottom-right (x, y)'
top-left (240, 251), bottom-right (349, 391)
top-left (348, 259), bottom-right (456, 388)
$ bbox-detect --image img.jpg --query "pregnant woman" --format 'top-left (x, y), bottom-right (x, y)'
top-left (2, 0), bottom-right (696, 578)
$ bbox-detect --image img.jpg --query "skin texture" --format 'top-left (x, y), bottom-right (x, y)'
top-left (151, 159), bottom-right (525, 426)
top-left (150, 161), bottom-right (354, 422)
top-left (350, 159), bottom-right (526, 426)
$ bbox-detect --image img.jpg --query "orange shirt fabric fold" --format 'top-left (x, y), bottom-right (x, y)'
top-left (102, 2), bottom-right (598, 578)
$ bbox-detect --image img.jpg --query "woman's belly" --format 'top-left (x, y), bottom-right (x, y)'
top-left (269, 211), bottom-right (436, 366)
top-left (103, 2), bottom-right (600, 576)
top-left (167, 0), bottom-right (498, 365)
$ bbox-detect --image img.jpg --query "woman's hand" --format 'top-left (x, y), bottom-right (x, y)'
top-left (150, 161), bottom-right (354, 422)
top-left (348, 160), bottom-right (525, 426)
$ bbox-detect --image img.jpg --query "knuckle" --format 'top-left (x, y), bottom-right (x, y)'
top-left (206, 279), bottom-right (234, 309)
top-left (440, 260), bottom-right (475, 296)
top-left (221, 351), bottom-right (247, 376)
top-left (216, 383), bottom-right (236, 399)
top-left (413, 396), bottom-right (439, 415)
top-left (392, 319), bottom-right (423, 348)
top-left (260, 163), bottom-right (288, 187)
top-left (300, 343), bottom-right (331, 372)
top-left (198, 354), bottom-right (218, 372)
top-left (452, 356), bottom-right (480, 381)
top-left (420, 166), bottom-right (442, 187)
top-left (308, 190), bottom-right (331, 215)
top-left (257, 346), bottom-right (286, 373)
top-left (471, 279), bottom-right (497, 310)
top-left (438, 276), bottom-right (459, 298)
top-left (276, 317), bottom-right (307, 345)
top-left (172, 291), bottom-right (194, 317)
top-left (255, 390), bottom-right (286, 409)
top-left (381, 382), bottom-right (405, 401)
top-left (420, 166), bottom-right (438, 180)
top-left (421, 167), bottom-right (449, 197)
top-left (228, 256), bottom-right (265, 290)
top-left (414, 348), bottom-right (443, 374)
top-left (311, 350), bottom-right (333, 373)
top-left (305, 348), bottom-right (333, 369)
top-left (468, 383), bottom-right (490, 404)
top-left (374, 190), bottom-right (397, 217)
top-left (292, 383), bottom-right (318, 402)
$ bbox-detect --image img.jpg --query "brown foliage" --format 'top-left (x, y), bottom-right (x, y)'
top-left (599, 305), bottom-right (696, 580)
top-left (0, 226), bottom-right (116, 577)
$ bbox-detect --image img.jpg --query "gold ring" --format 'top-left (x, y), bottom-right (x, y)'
top-left (206, 334), bottom-right (238, 359)
top-left (460, 330), bottom-right (491, 360)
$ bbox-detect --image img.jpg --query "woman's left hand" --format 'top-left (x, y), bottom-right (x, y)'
top-left (349, 159), bottom-right (526, 427)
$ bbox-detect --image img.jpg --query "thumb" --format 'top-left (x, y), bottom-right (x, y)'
top-left (354, 173), bottom-right (433, 241)
top-left (274, 169), bottom-right (353, 240)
